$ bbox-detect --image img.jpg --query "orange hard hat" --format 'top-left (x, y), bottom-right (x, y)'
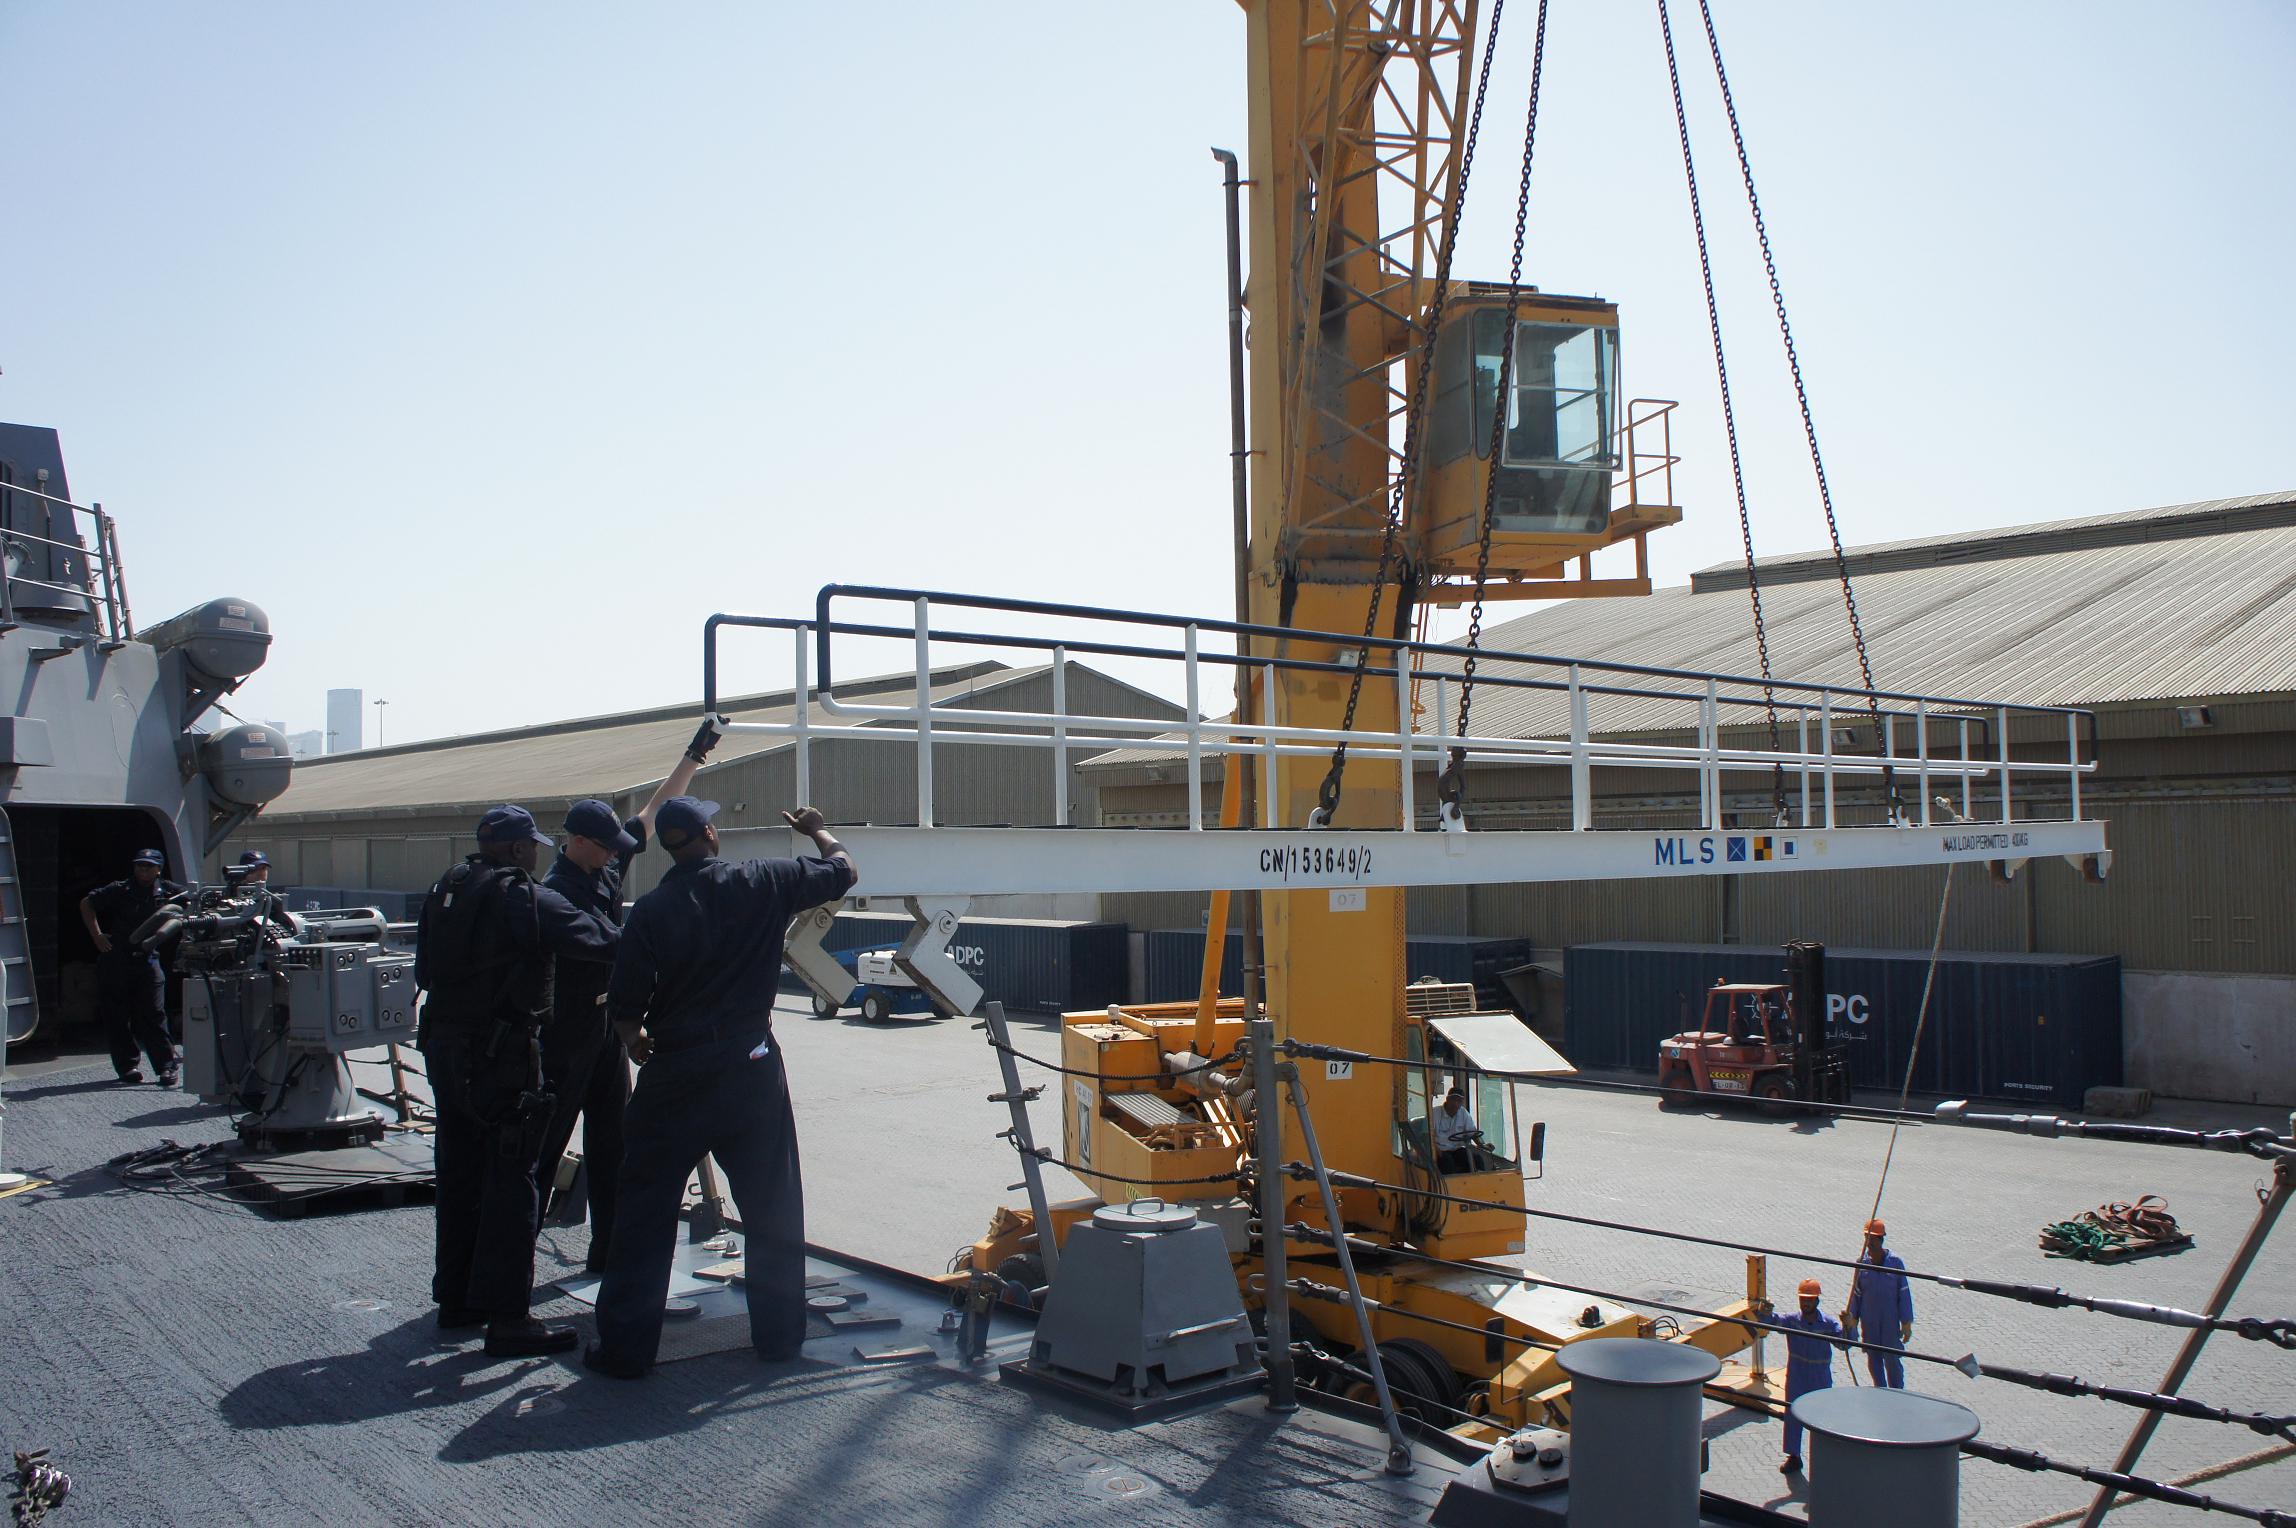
top-left (1865, 1219), bottom-right (1887, 1236)
top-left (1797, 1278), bottom-right (1822, 1297)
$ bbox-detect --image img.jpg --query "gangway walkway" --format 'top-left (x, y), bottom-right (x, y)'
top-left (703, 587), bottom-right (2108, 1011)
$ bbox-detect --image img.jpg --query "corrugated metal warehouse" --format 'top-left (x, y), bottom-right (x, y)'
top-left (238, 658), bottom-right (1182, 910)
top-left (1086, 493), bottom-right (2296, 1105)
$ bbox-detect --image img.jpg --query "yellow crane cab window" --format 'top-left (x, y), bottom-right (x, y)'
top-left (1428, 307), bottom-right (1620, 535)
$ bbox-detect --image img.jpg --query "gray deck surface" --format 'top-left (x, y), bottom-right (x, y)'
top-left (4, 991), bottom-right (2292, 1527)
top-left (0, 1054), bottom-right (1456, 1527)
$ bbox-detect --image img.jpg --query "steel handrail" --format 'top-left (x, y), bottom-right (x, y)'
top-left (0, 476), bottom-right (126, 639)
top-left (811, 584), bottom-right (2100, 731)
top-left (703, 593), bottom-right (2099, 836)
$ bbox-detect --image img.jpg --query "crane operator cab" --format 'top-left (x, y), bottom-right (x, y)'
top-left (1397, 999), bottom-right (1575, 1260)
top-left (1415, 286), bottom-right (1631, 576)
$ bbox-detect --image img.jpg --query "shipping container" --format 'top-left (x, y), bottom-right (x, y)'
top-left (1563, 941), bottom-right (2122, 1107)
top-left (1145, 929), bottom-right (1535, 1013)
top-left (781, 912), bottom-right (1128, 1016)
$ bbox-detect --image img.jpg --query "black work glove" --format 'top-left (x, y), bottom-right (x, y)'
top-left (685, 718), bottom-right (722, 765)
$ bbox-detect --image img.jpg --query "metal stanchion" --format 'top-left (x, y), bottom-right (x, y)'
top-left (1279, 1061), bottom-right (1412, 1475)
top-left (1248, 1018), bottom-right (1296, 1412)
top-left (982, 1001), bottom-right (1059, 1285)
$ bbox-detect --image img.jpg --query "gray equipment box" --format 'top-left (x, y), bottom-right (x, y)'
top-left (281, 944), bottom-right (416, 1050)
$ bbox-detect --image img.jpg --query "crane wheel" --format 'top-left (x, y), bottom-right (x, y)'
top-left (993, 1253), bottom-right (1044, 1309)
top-left (860, 991), bottom-right (892, 1024)
top-left (1384, 1337), bottom-right (1463, 1411)
top-left (810, 990), bottom-right (840, 1019)
top-left (1339, 1340), bottom-right (1457, 1425)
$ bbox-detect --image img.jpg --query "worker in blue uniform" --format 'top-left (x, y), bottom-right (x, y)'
top-left (1842, 1217), bottom-right (1914, 1388)
top-left (232, 850), bottom-right (296, 929)
top-left (532, 724), bottom-right (714, 1272)
top-left (1774, 1277), bottom-right (1843, 1474)
top-left (80, 848), bottom-right (185, 1086)
top-left (584, 794), bottom-right (856, 1379)
top-left (416, 804), bottom-right (620, 1358)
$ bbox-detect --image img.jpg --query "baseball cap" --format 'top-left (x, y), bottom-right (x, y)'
top-left (475, 804), bottom-right (552, 847)
top-left (131, 848), bottom-right (166, 868)
top-left (655, 796), bottom-right (720, 850)
top-left (236, 850), bottom-right (270, 868)
top-left (563, 799), bottom-right (638, 854)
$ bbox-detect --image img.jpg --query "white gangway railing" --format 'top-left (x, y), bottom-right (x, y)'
top-left (703, 587), bottom-right (2107, 906)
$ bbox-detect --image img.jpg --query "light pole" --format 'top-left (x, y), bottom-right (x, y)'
top-left (374, 699), bottom-right (389, 747)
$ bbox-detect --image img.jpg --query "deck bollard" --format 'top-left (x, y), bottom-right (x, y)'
top-left (1557, 1338), bottom-right (1719, 1528)
top-left (1794, 1388), bottom-right (1980, 1528)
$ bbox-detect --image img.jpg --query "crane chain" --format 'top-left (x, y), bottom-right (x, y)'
top-left (1311, 0), bottom-right (1511, 827)
top-left (1439, 0), bottom-right (1552, 819)
top-left (1690, 0), bottom-right (1897, 818)
top-left (1655, 0), bottom-right (1785, 823)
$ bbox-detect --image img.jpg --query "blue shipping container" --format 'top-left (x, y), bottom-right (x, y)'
top-left (1146, 930), bottom-right (1534, 1012)
top-left (1563, 941), bottom-right (2122, 1107)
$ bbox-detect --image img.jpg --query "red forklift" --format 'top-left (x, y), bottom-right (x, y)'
top-left (1655, 942), bottom-right (1850, 1114)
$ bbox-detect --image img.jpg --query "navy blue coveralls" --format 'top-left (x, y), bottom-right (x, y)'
top-left (593, 851), bottom-right (854, 1368)
top-left (1847, 1251), bottom-right (1915, 1388)
top-left (535, 816), bottom-right (646, 1271)
top-left (415, 856), bottom-right (619, 1320)
top-left (1774, 1307), bottom-right (1844, 1459)
top-left (85, 875), bottom-right (185, 1078)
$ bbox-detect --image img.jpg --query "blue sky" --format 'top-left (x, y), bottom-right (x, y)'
top-left (3, 2), bottom-right (2290, 747)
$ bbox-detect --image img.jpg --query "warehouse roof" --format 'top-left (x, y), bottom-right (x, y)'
top-left (1472, 488), bottom-right (2296, 726)
top-left (1087, 489), bottom-right (2296, 761)
top-left (265, 661), bottom-right (1018, 817)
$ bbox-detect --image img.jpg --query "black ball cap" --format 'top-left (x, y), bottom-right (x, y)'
top-left (562, 799), bottom-right (639, 854)
top-left (655, 796), bottom-right (720, 850)
top-left (475, 804), bottom-right (552, 847)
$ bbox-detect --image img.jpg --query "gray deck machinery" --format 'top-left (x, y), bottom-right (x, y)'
top-left (149, 880), bottom-right (414, 1148)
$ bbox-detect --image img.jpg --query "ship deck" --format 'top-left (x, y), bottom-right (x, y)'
top-left (2, 992), bottom-right (2291, 1526)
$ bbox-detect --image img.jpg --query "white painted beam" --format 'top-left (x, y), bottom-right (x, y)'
top-left (724, 820), bottom-right (2111, 900)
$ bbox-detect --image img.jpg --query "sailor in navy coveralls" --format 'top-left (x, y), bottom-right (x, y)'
top-left (585, 796), bottom-right (855, 1379)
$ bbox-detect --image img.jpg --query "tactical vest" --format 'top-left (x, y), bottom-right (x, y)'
top-left (418, 858), bottom-right (552, 1026)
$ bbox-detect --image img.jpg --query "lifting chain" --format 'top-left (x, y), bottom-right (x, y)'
top-left (1656, 0), bottom-right (1785, 822)
top-left (1439, 0), bottom-right (1552, 820)
top-left (1672, 0), bottom-right (1900, 821)
top-left (1312, 0), bottom-right (1512, 827)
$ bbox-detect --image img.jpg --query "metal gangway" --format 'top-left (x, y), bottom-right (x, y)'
top-left (706, 586), bottom-right (2109, 1015)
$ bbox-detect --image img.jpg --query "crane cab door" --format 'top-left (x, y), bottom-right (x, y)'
top-left (1402, 1012), bottom-right (1575, 1260)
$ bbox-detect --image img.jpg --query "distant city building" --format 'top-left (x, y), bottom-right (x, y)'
top-left (326, 688), bottom-right (362, 754)
top-left (287, 730), bottom-right (326, 760)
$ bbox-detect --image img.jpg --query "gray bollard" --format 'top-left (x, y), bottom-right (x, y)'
top-left (1794, 1388), bottom-right (1980, 1528)
top-left (1558, 1338), bottom-right (1720, 1528)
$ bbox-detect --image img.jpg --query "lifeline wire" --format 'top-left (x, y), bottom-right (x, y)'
top-left (1280, 1160), bottom-right (2295, 1346)
top-left (1280, 1036), bottom-right (2296, 1158)
top-left (1015, 1144), bottom-right (1240, 1190)
top-left (1690, 1384), bottom-right (2296, 1528)
top-left (1282, 1036), bottom-right (1929, 1123)
top-left (1283, 1222), bottom-right (2296, 1438)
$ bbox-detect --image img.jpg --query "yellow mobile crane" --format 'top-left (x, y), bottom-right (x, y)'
top-left (962, 0), bottom-right (1734, 1430)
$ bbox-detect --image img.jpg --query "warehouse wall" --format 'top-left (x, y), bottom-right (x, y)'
top-left (231, 661), bottom-right (1182, 904)
top-left (2123, 971), bottom-right (2296, 1105)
